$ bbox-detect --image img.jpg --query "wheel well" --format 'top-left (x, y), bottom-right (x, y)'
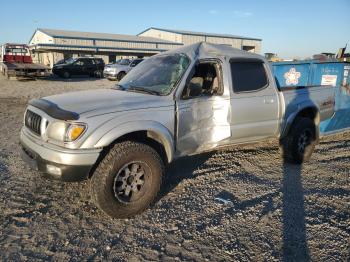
top-left (288, 107), bottom-right (320, 140)
top-left (89, 131), bottom-right (168, 178)
top-left (297, 107), bottom-right (318, 121)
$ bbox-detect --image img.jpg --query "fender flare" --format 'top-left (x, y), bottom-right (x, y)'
top-left (94, 120), bottom-right (174, 163)
top-left (281, 105), bottom-right (320, 140)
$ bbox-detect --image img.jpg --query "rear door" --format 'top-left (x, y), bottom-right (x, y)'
top-left (229, 59), bottom-right (280, 141)
top-left (84, 59), bottom-right (95, 75)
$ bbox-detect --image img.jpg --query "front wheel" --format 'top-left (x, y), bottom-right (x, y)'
top-left (90, 141), bottom-right (164, 218)
top-left (62, 71), bottom-right (70, 79)
top-left (280, 117), bottom-right (316, 164)
top-left (117, 71), bottom-right (126, 81)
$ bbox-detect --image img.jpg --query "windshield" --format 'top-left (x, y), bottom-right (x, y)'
top-left (65, 58), bottom-right (77, 64)
top-left (118, 59), bottom-right (131, 65)
top-left (5, 48), bottom-right (28, 54)
top-left (117, 53), bottom-right (190, 95)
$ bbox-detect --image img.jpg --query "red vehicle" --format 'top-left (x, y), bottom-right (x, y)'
top-left (0, 43), bottom-right (49, 79)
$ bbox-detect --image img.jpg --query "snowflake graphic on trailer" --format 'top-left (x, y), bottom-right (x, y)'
top-left (284, 68), bottom-right (301, 85)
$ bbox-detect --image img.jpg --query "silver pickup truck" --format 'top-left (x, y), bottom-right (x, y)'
top-left (103, 58), bottom-right (143, 81)
top-left (20, 42), bottom-right (335, 218)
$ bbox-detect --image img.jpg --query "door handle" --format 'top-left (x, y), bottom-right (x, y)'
top-left (264, 98), bottom-right (275, 104)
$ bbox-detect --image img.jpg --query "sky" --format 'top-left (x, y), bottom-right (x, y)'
top-left (0, 0), bottom-right (349, 59)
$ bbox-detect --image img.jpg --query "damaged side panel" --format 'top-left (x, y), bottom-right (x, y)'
top-left (176, 95), bottom-right (231, 155)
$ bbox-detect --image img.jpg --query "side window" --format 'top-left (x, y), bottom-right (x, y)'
top-left (74, 60), bottom-right (85, 66)
top-left (182, 61), bottom-right (223, 99)
top-left (230, 61), bottom-right (268, 92)
top-left (83, 59), bottom-right (93, 65)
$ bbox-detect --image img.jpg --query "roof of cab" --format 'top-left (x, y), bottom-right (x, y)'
top-left (163, 42), bottom-right (265, 61)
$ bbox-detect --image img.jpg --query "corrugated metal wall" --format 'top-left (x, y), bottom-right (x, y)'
top-left (53, 38), bottom-right (180, 51)
top-left (139, 28), bottom-right (183, 43)
top-left (139, 29), bottom-right (262, 54)
top-left (54, 38), bottom-right (94, 46)
top-left (182, 35), bottom-right (206, 45)
top-left (205, 36), bottom-right (242, 48)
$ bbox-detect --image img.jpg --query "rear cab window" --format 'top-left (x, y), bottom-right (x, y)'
top-left (230, 60), bottom-right (268, 93)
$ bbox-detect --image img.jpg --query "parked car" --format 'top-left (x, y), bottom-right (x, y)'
top-left (52, 57), bottom-right (105, 78)
top-left (103, 58), bottom-right (143, 80)
top-left (20, 42), bottom-right (335, 218)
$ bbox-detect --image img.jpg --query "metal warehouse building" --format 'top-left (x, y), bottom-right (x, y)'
top-left (138, 27), bottom-right (262, 53)
top-left (29, 28), bottom-right (183, 67)
top-left (29, 28), bottom-right (262, 67)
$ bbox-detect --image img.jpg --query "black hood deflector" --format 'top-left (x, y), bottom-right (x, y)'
top-left (29, 99), bottom-right (79, 121)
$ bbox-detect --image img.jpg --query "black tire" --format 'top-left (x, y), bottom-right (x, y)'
top-left (90, 141), bottom-right (164, 218)
top-left (62, 71), bottom-right (70, 79)
top-left (280, 117), bottom-right (316, 164)
top-left (117, 71), bottom-right (126, 81)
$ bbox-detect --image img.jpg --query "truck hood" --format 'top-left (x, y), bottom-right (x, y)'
top-left (37, 88), bottom-right (173, 118)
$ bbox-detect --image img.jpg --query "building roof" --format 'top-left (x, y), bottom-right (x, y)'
top-left (138, 27), bottom-right (262, 41)
top-left (35, 28), bottom-right (183, 45)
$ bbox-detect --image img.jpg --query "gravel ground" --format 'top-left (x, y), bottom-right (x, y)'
top-left (0, 75), bottom-right (349, 261)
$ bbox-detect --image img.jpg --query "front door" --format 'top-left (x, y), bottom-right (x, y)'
top-left (71, 59), bottom-right (85, 76)
top-left (176, 60), bottom-right (231, 155)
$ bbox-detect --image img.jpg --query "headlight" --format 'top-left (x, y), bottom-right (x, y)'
top-left (46, 122), bottom-right (86, 142)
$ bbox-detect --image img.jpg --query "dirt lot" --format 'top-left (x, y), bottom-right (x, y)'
top-left (0, 75), bottom-right (349, 261)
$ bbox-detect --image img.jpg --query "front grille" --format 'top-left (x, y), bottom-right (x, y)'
top-left (25, 110), bottom-right (42, 135)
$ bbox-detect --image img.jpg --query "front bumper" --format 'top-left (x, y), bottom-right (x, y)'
top-left (20, 128), bottom-right (102, 181)
top-left (103, 71), bottom-right (118, 80)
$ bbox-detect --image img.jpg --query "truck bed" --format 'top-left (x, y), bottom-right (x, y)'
top-left (2, 62), bottom-right (50, 78)
top-left (280, 85), bottom-right (335, 132)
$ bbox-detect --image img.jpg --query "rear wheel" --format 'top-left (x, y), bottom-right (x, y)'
top-left (90, 141), bottom-right (164, 218)
top-left (280, 117), bottom-right (316, 164)
top-left (117, 71), bottom-right (126, 81)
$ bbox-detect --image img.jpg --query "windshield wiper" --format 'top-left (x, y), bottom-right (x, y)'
top-left (128, 86), bottom-right (160, 95)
